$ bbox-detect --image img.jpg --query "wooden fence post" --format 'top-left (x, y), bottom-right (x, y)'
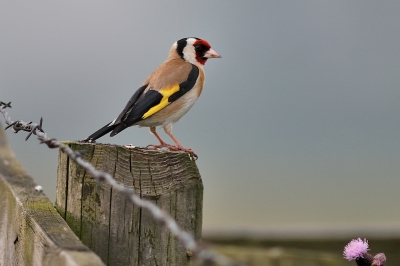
top-left (0, 123), bottom-right (105, 266)
top-left (55, 142), bottom-right (204, 266)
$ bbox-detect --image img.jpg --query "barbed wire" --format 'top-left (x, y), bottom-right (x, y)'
top-left (0, 101), bottom-right (244, 266)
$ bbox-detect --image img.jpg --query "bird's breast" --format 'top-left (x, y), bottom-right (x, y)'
top-left (136, 81), bottom-right (202, 128)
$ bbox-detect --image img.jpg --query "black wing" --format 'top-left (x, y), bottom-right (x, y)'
top-left (110, 64), bottom-right (199, 136)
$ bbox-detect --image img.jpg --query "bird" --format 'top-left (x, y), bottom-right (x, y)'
top-left (82, 37), bottom-right (221, 157)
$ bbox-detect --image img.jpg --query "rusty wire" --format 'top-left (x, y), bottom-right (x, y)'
top-left (0, 102), bottom-right (243, 266)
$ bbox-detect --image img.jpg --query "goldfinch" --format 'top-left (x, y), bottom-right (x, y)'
top-left (83, 37), bottom-right (221, 156)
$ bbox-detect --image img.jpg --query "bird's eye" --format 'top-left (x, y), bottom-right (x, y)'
top-left (194, 45), bottom-right (204, 52)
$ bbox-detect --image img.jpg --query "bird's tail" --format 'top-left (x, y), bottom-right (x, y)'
top-left (82, 122), bottom-right (117, 143)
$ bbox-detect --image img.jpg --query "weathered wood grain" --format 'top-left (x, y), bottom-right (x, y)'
top-left (0, 123), bottom-right (105, 266)
top-left (56, 142), bottom-right (203, 266)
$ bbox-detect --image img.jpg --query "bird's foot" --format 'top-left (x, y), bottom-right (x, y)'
top-left (146, 143), bottom-right (175, 150)
top-left (147, 143), bottom-right (198, 158)
top-left (170, 145), bottom-right (198, 159)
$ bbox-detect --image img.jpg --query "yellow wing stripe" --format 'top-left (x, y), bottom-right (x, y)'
top-left (141, 84), bottom-right (180, 119)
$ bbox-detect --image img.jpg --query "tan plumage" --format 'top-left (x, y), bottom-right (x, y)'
top-left (142, 45), bottom-right (204, 92)
top-left (83, 37), bottom-right (221, 156)
top-left (137, 60), bottom-right (205, 126)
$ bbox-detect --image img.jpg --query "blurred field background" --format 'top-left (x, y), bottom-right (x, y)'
top-left (201, 227), bottom-right (400, 264)
top-left (206, 237), bottom-right (399, 265)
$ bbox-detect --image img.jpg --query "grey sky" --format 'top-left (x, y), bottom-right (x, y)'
top-left (1, 1), bottom-right (400, 231)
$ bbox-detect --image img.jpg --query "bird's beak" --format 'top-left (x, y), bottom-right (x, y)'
top-left (203, 48), bottom-right (222, 59)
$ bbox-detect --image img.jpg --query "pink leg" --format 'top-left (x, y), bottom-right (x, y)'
top-left (164, 125), bottom-right (197, 157)
top-left (149, 127), bottom-right (168, 146)
top-left (147, 127), bottom-right (178, 150)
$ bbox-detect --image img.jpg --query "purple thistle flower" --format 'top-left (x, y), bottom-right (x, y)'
top-left (372, 253), bottom-right (386, 266)
top-left (344, 238), bottom-right (369, 260)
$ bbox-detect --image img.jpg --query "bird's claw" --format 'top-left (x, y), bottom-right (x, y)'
top-left (146, 143), bottom-right (198, 159)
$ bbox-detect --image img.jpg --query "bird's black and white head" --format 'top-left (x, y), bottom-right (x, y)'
top-left (172, 37), bottom-right (221, 66)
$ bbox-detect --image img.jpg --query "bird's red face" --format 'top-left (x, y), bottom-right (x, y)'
top-left (193, 39), bottom-right (221, 65)
top-left (176, 37), bottom-right (221, 66)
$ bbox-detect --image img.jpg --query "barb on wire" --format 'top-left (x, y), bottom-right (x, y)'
top-left (0, 101), bottom-right (12, 109)
top-left (0, 102), bottom-right (243, 266)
